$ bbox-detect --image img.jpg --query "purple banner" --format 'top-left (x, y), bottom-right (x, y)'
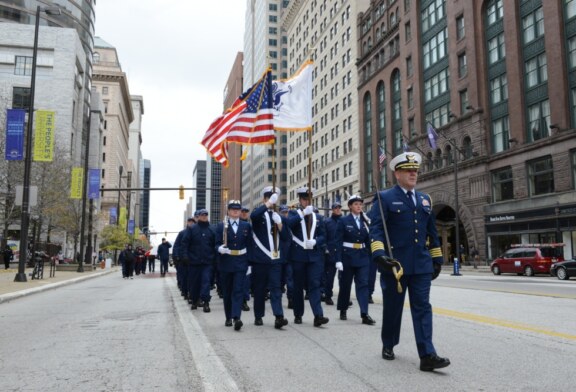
top-left (109, 207), bottom-right (117, 225)
top-left (88, 169), bottom-right (100, 199)
top-left (128, 219), bottom-right (135, 235)
top-left (5, 109), bottom-right (26, 160)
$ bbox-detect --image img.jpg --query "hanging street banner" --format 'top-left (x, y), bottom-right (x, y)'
top-left (33, 110), bottom-right (55, 162)
top-left (70, 167), bottom-right (83, 199)
top-left (119, 207), bottom-right (127, 230)
top-left (88, 168), bottom-right (100, 199)
top-left (5, 109), bottom-right (26, 160)
top-left (109, 207), bottom-right (117, 225)
top-left (128, 219), bottom-right (135, 235)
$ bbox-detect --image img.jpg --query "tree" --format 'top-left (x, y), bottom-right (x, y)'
top-left (99, 225), bottom-right (130, 252)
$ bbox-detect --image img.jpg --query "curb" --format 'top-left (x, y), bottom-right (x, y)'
top-left (0, 267), bottom-right (119, 305)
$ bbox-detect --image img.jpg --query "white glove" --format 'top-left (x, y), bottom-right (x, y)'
top-left (305, 239), bottom-right (316, 249)
top-left (268, 193), bottom-right (278, 204)
top-left (218, 245), bottom-right (230, 255)
top-left (303, 205), bottom-right (314, 215)
top-left (335, 262), bottom-right (343, 271)
top-left (272, 212), bottom-right (282, 224)
top-left (246, 266), bottom-right (252, 276)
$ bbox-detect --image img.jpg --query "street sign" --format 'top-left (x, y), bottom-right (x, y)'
top-left (14, 185), bottom-right (38, 207)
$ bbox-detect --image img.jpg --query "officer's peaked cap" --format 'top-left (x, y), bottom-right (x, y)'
top-left (389, 152), bottom-right (421, 172)
top-left (228, 200), bottom-right (242, 209)
top-left (347, 194), bottom-right (364, 206)
top-left (261, 186), bottom-right (281, 198)
top-left (296, 186), bottom-right (314, 198)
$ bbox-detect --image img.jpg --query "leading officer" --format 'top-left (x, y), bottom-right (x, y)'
top-left (369, 151), bottom-right (450, 372)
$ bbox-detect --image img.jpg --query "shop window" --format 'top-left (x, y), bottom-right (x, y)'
top-left (527, 156), bottom-right (554, 196)
top-left (492, 166), bottom-right (514, 202)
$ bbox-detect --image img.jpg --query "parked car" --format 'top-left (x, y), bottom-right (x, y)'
top-left (550, 259), bottom-right (576, 280)
top-left (491, 243), bottom-right (565, 276)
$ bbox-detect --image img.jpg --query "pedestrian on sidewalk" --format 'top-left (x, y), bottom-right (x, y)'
top-left (470, 245), bottom-right (479, 269)
top-left (3, 245), bottom-right (14, 269)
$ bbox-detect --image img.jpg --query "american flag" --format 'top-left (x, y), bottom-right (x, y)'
top-left (202, 70), bottom-right (275, 166)
top-left (378, 145), bottom-right (387, 172)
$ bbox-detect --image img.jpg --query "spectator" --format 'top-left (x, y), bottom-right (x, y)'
top-left (3, 245), bottom-right (14, 270)
top-left (157, 238), bottom-right (172, 277)
top-left (470, 245), bottom-right (479, 269)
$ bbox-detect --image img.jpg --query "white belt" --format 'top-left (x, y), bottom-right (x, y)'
top-left (343, 242), bottom-right (365, 249)
top-left (228, 248), bottom-right (247, 256)
top-left (252, 234), bottom-right (280, 259)
top-left (292, 235), bottom-right (313, 250)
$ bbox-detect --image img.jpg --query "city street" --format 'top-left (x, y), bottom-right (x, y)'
top-left (0, 269), bottom-right (574, 391)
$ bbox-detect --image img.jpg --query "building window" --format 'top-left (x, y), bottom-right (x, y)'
top-left (486, 0), bottom-right (504, 26)
top-left (103, 136), bottom-right (106, 146)
top-left (528, 100), bottom-right (550, 141)
top-left (101, 169), bottom-right (105, 179)
top-left (405, 21), bottom-right (411, 42)
top-left (423, 28), bottom-right (447, 69)
top-left (424, 68), bottom-right (449, 102)
top-left (458, 52), bottom-right (467, 77)
top-left (377, 82), bottom-right (386, 138)
top-left (522, 7), bottom-right (544, 44)
top-left (492, 166), bottom-right (514, 202)
top-left (456, 15), bottom-right (465, 40)
top-left (488, 33), bottom-right (506, 64)
top-left (525, 53), bottom-right (547, 88)
top-left (14, 56), bottom-right (33, 76)
top-left (569, 0), bottom-right (576, 19)
top-left (492, 116), bottom-right (509, 153)
top-left (490, 74), bottom-right (508, 104)
top-left (102, 87), bottom-right (109, 95)
top-left (406, 56), bottom-right (413, 76)
top-left (364, 93), bottom-right (372, 140)
top-left (12, 87), bottom-right (31, 110)
top-left (404, 0), bottom-right (411, 12)
top-left (407, 87), bottom-right (414, 109)
top-left (528, 156), bottom-right (554, 196)
top-left (102, 153), bottom-right (106, 162)
top-left (459, 89), bottom-right (469, 115)
top-left (421, 0), bottom-right (446, 33)
top-left (569, 37), bottom-right (576, 69)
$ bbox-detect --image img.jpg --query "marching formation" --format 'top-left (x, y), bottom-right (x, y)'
top-left (137, 152), bottom-right (450, 372)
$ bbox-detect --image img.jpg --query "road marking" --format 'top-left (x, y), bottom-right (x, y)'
top-left (435, 283), bottom-right (576, 300)
top-left (434, 307), bottom-right (576, 341)
top-left (168, 278), bottom-right (239, 391)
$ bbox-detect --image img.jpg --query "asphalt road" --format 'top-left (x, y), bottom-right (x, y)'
top-left (0, 270), bottom-right (574, 391)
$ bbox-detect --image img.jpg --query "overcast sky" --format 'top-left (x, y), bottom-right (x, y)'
top-left (95, 0), bottom-right (246, 243)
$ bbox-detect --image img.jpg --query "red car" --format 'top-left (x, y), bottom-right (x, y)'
top-left (490, 244), bottom-right (565, 276)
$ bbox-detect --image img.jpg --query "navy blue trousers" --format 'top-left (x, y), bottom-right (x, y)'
top-left (251, 263), bottom-right (284, 318)
top-left (221, 270), bottom-right (247, 320)
top-left (188, 264), bottom-right (213, 304)
top-left (291, 260), bottom-right (324, 318)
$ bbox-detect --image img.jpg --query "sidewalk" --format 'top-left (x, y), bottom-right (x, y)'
top-left (0, 265), bottom-right (119, 304)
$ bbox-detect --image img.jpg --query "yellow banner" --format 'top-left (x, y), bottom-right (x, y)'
top-left (119, 207), bottom-right (127, 230)
top-left (70, 167), bottom-right (83, 199)
top-left (33, 110), bottom-right (55, 162)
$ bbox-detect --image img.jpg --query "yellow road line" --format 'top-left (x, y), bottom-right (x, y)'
top-left (434, 307), bottom-right (576, 341)
top-left (436, 284), bottom-right (576, 300)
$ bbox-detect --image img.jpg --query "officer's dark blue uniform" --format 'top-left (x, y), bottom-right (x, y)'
top-left (215, 201), bottom-right (252, 330)
top-left (323, 202), bottom-right (342, 305)
top-left (174, 217), bottom-right (195, 297)
top-left (240, 206), bottom-right (252, 310)
top-left (334, 195), bottom-right (374, 324)
top-left (181, 209), bottom-right (216, 312)
top-left (287, 187), bottom-right (328, 327)
top-left (250, 186), bottom-right (291, 329)
top-left (369, 151), bottom-right (450, 371)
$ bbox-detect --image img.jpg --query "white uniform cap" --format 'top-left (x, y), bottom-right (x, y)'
top-left (389, 152), bottom-right (422, 172)
top-left (261, 186), bottom-right (282, 198)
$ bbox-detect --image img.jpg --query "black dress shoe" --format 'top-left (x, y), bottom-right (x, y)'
top-left (325, 297), bottom-right (334, 305)
top-left (420, 354), bottom-right (450, 371)
top-left (234, 319), bottom-right (243, 331)
top-left (294, 316), bottom-right (302, 324)
top-left (242, 301), bottom-right (250, 311)
top-left (340, 310), bottom-right (347, 320)
top-left (225, 319), bottom-right (233, 327)
top-left (361, 314), bottom-right (376, 325)
top-left (287, 299), bottom-right (294, 309)
top-left (313, 316), bottom-right (329, 327)
top-left (274, 317), bottom-right (288, 329)
top-left (348, 300), bottom-right (353, 306)
top-left (191, 304), bottom-right (198, 310)
top-left (368, 296), bottom-right (374, 304)
top-left (382, 347), bottom-right (395, 360)
top-left (203, 303), bottom-right (211, 313)
top-left (255, 318), bottom-right (263, 326)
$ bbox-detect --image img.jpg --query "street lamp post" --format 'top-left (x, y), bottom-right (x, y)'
top-left (15, 5), bottom-right (61, 282)
top-left (78, 109), bottom-right (93, 272)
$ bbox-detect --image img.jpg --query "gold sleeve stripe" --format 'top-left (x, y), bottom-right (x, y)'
top-left (430, 247), bottom-right (442, 257)
top-left (371, 240), bottom-right (385, 252)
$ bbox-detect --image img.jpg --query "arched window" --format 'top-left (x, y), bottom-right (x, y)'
top-left (435, 149), bottom-right (443, 169)
top-left (445, 145), bottom-right (453, 165)
top-left (463, 136), bottom-right (472, 159)
top-left (93, 52), bottom-right (100, 64)
top-left (426, 152), bottom-right (434, 171)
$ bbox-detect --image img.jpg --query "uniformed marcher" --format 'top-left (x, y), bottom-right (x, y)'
top-left (335, 195), bottom-right (375, 325)
top-left (215, 200), bottom-right (252, 331)
top-left (279, 204), bottom-right (294, 308)
top-left (240, 206), bottom-right (252, 312)
top-left (250, 186), bottom-right (291, 329)
top-left (369, 151), bottom-right (450, 371)
top-left (181, 209), bottom-right (216, 312)
top-left (287, 186), bottom-right (329, 327)
top-left (174, 217), bottom-right (195, 297)
top-left (323, 201), bottom-right (343, 306)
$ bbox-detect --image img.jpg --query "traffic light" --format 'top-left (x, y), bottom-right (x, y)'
top-left (179, 185), bottom-right (184, 200)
